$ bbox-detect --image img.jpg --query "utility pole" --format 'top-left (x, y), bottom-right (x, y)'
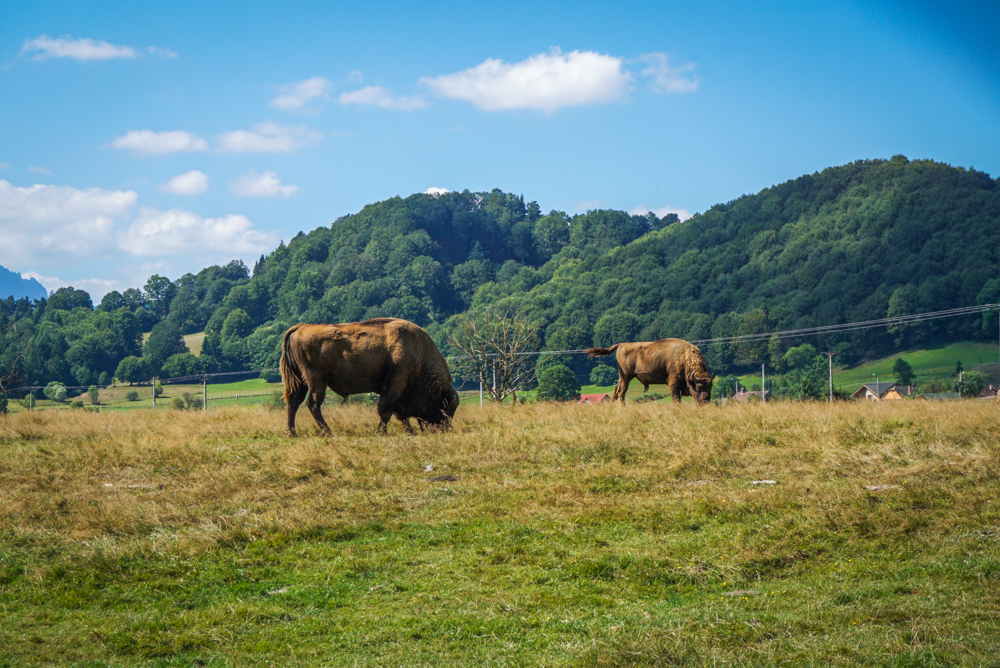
top-left (203, 378), bottom-right (208, 412)
top-left (761, 364), bottom-right (766, 403)
top-left (823, 352), bottom-right (837, 403)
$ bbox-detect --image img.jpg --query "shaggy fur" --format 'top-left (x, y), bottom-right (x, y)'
top-left (586, 338), bottom-right (715, 404)
top-left (280, 318), bottom-right (459, 436)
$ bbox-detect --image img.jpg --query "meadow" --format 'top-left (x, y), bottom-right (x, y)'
top-left (2, 398), bottom-right (999, 666)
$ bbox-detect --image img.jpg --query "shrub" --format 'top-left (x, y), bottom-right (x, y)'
top-left (536, 364), bottom-right (582, 402)
top-left (44, 382), bottom-right (68, 403)
top-left (260, 369), bottom-right (282, 384)
top-left (589, 364), bottom-right (618, 386)
top-left (125, 390), bottom-right (139, 402)
top-left (70, 400), bottom-right (84, 409)
top-left (182, 392), bottom-right (202, 410)
top-left (88, 385), bottom-right (99, 405)
top-left (171, 397), bottom-right (186, 411)
top-left (153, 382), bottom-right (163, 398)
top-left (264, 391), bottom-right (286, 411)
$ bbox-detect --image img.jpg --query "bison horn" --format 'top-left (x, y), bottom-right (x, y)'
top-left (690, 371), bottom-right (697, 383)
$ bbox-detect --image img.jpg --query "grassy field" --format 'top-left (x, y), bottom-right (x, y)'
top-left (1, 400), bottom-right (998, 666)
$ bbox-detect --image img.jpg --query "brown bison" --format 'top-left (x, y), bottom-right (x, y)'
top-left (280, 318), bottom-right (459, 436)
top-left (586, 338), bottom-right (716, 404)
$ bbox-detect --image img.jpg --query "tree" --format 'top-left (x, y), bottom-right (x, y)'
top-left (783, 344), bottom-right (818, 371)
top-left (589, 364), bottom-right (618, 386)
top-left (892, 358), bottom-right (916, 386)
top-left (115, 356), bottom-right (149, 385)
top-left (449, 307), bottom-right (540, 403)
top-left (536, 364), bottom-right (581, 402)
top-left (88, 385), bottom-right (99, 405)
top-left (144, 320), bottom-right (189, 375)
top-left (144, 274), bottom-right (177, 318)
top-left (960, 370), bottom-right (987, 398)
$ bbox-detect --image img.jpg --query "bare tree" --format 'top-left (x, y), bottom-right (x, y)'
top-left (0, 323), bottom-right (30, 410)
top-left (449, 308), bottom-right (540, 403)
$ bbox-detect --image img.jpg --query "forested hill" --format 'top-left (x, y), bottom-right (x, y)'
top-left (468, 156), bottom-right (1000, 369)
top-left (2, 156), bottom-right (999, 389)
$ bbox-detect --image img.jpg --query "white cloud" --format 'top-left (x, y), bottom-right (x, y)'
top-left (420, 48), bottom-right (631, 113)
top-left (270, 76), bottom-right (331, 111)
top-left (110, 130), bottom-right (208, 155)
top-left (20, 35), bottom-right (177, 62)
top-left (216, 122), bottom-right (323, 153)
top-left (28, 166), bottom-right (52, 174)
top-left (118, 207), bottom-right (276, 257)
top-left (147, 46), bottom-right (178, 59)
top-left (230, 171), bottom-right (298, 198)
top-left (639, 53), bottom-right (699, 94)
top-left (630, 204), bottom-right (692, 222)
top-left (424, 187), bottom-right (450, 196)
top-left (157, 170), bottom-right (209, 195)
top-left (22, 272), bottom-right (119, 301)
top-left (339, 86), bottom-right (429, 111)
top-left (21, 35), bottom-right (138, 61)
top-left (0, 180), bottom-right (136, 266)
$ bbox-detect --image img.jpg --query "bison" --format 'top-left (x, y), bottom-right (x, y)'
top-left (280, 318), bottom-right (459, 436)
top-left (585, 338), bottom-right (716, 404)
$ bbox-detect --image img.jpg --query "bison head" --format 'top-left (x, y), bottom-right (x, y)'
top-left (689, 371), bottom-right (716, 404)
top-left (415, 386), bottom-right (460, 429)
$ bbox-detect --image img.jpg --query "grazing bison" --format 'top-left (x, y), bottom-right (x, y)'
top-left (585, 338), bottom-right (716, 404)
top-left (280, 318), bottom-right (459, 436)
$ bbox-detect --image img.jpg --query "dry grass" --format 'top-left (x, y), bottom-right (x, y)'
top-left (1, 400), bottom-right (999, 666)
top-left (3, 400), bottom-right (996, 543)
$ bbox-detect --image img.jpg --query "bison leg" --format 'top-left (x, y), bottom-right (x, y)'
top-left (376, 376), bottom-right (410, 435)
top-left (305, 385), bottom-right (332, 435)
top-left (671, 384), bottom-right (683, 404)
top-left (398, 417), bottom-right (416, 435)
top-left (614, 373), bottom-right (631, 403)
top-left (286, 384), bottom-right (308, 437)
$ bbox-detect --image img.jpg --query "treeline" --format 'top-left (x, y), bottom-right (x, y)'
top-left (2, 157), bottom-right (999, 391)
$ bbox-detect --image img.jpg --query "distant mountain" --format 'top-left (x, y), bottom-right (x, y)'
top-left (0, 265), bottom-right (47, 301)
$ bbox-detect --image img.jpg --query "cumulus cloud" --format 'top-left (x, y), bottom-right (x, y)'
top-left (630, 204), bottom-right (692, 222)
top-left (20, 35), bottom-right (176, 61)
top-left (0, 179), bottom-right (136, 266)
top-left (118, 207), bottom-right (275, 257)
top-left (339, 86), bottom-right (429, 111)
top-left (424, 187), bottom-right (450, 196)
top-left (420, 48), bottom-right (631, 113)
top-left (229, 171), bottom-right (298, 198)
top-left (270, 76), bottom-right (332, 111)
top-left (216, 122), bottom-right (323, 153)
top-left (110, 130), bottom-right (208, 155)
top-left (22, 272), bottom-right (119, 300)
top-left (157, 170), bottom-right (209, 195)
top-left (639, 53), bottom-right (699, 94)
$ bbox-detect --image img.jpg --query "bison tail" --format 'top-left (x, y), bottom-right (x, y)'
top-left (584, 344), bottom-right (620, 358)
top-left (280, 324), bottom-right (305, 403)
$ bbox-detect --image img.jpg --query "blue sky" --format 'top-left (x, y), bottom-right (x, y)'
top-left (1, 0), bottom-right (997, 300)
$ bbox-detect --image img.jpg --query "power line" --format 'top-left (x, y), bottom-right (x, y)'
top-left (9, 303), bottom-right (999, 392)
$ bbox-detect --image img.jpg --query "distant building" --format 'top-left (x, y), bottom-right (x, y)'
top-left (579, 393), bottom-right (610, 404)
top-left (919, 392), bottom-right (961, 401)
top-left (851, 382), bottom-right (912, 401)
top-left (735, 390), bottom-right (771, 403)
